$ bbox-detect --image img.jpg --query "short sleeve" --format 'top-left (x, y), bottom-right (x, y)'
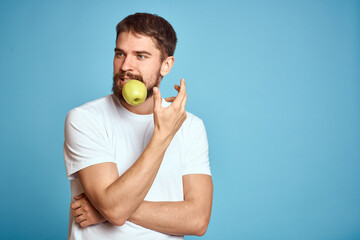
top-left (181, 116), bottom-right (211, 176)
top-left (63, 108), bottom-right (116, 180)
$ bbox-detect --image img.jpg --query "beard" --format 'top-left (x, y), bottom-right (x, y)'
top-left (112, 70), bottom-right (162, 102)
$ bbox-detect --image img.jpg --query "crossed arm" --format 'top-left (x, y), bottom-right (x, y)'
top-left (72, 174), bottom-right (213, 236)
top-left (69, 80), bottom-right (213, 236)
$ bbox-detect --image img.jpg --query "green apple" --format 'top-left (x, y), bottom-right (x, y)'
top-left (122, 79), bottom-right (147, 106)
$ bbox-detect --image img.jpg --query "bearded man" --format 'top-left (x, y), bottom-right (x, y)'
top-left (63, 13), bottom-right (213, 239)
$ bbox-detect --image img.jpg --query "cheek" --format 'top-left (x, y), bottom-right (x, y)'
top-left (113, 58), bottom-right (123, 72)
top-left (113, 60), bottom-right (118, 72)
top-left (146, 62), bottom-right (162, 76)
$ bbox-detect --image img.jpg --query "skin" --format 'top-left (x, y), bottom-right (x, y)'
top-left (70, 31), bottom-right (213, 236)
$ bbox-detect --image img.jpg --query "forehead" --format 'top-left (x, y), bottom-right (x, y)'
top-left (116, 31), bottom-right (160, 54)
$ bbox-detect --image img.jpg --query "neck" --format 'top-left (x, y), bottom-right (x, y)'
top-left (118, 96), bottom-right (154, 115)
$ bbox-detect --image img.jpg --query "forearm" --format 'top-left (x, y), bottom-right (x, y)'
top-left (80, 131), bottom-right (171, 225)
top-left (72, 175), bottom-right (213, 232)
top-left (128, 200), bottom-right (209, 236)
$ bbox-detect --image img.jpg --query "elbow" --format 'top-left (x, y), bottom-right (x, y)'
top-left (108, 216), bottom-right (127, 226)
top-left (193, 215), bottom-right (210, 236)
top-left (113, 220), bottom-right (127, 226)
top-left (194, 223), bottom-right (208, 236)
top-left (93, 193), bottom-right (135, 226)
top-left (101, 207), bottom-right (128, 226)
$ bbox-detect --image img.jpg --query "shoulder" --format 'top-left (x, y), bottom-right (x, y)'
top-left (181, 111), bottom-right (206, 134)
top-left (64, 96), bottom-right (118, 140)
top-left (65, 95), bottom-right (116, 123)
top-left (185, 111), bottom-right (205, 126)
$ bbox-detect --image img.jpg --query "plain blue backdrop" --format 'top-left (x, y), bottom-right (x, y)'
top-left (0, 0), bottom-right (359, 239)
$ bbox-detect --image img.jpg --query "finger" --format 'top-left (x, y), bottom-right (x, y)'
top-left (80, 220), bottom-right (90, 228)
top-left (75, 215), bottom-right (86, 224)
top-left (174, 84), bottom-right (180, 92)
top-left (73, 193), bottom-right (86, 200)
top-left (166, 84), bottom-right (181, 103)
top-left (165, 97), bottom-right (176, 102)
top-left (70, 200), bottom-right (82, 210)
top-left (153, 87), bottom-right (162, 111)
top-left (181, 92), bottom-right (187, 109)
top-left (72, 208), bottom-right (83, 217)
top-left (172, 79), bottom-right (186, 106)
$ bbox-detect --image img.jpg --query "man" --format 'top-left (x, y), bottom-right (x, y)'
top-left (63, 13), bottom-right (213, 239)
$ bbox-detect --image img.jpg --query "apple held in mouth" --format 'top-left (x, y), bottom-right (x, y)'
top-left (122, 79), bottom-right (147, 106)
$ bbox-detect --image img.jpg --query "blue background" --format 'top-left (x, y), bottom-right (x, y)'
top-left (1, 0), bottom-right (359, 239)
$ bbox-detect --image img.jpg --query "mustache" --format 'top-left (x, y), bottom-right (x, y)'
top-left (113, 71), bottom-right (144, 83)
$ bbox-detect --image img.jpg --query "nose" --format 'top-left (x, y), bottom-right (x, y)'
top-left (120, 56), bottom-right (134, 72)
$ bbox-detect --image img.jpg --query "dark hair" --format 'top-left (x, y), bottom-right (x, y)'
top-left (116, 13), bottom-right (177, 61)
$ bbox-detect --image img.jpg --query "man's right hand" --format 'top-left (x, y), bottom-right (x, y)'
top-left (152, 78), bottom-right (187, 145)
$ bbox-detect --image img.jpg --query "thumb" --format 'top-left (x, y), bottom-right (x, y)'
top-left (153, 87), bottom-right (162, 111)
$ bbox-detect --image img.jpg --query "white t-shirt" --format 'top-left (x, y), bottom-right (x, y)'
top-left (63, 94), bottom-right (211, 240)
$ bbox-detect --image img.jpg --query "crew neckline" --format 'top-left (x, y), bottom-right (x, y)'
top-left (111, 94), bottom-right (154, 121)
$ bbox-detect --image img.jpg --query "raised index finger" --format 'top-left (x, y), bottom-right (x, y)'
top-left (172, 79), bottom-right (186, 107)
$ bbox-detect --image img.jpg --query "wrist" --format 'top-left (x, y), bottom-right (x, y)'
top-left (152, 128), bottom-right (172, 149)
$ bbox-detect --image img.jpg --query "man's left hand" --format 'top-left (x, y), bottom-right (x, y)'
top-left (70, 193), bottom-right (106, 228)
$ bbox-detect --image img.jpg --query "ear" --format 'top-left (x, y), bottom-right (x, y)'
top-left (160, 56), bottom-right (175, 77)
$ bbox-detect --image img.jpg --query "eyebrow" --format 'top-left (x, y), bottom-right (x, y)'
top-left (114, 48), bottom-right (152, 56)
top-left (136, 51), bottom-right (152, 56)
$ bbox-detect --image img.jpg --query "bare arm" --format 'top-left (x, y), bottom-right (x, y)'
top-left (74, 79), bottom-right (187, 226)
top-left (129, 174), bottom-right (213, 236)
top-left (71, 174), bottom-right (213, 236)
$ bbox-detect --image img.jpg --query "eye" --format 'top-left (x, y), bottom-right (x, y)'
top-left (115, 52), bottom-right (124, 57)
top-left (138, 54), bottom-right (147, 60)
